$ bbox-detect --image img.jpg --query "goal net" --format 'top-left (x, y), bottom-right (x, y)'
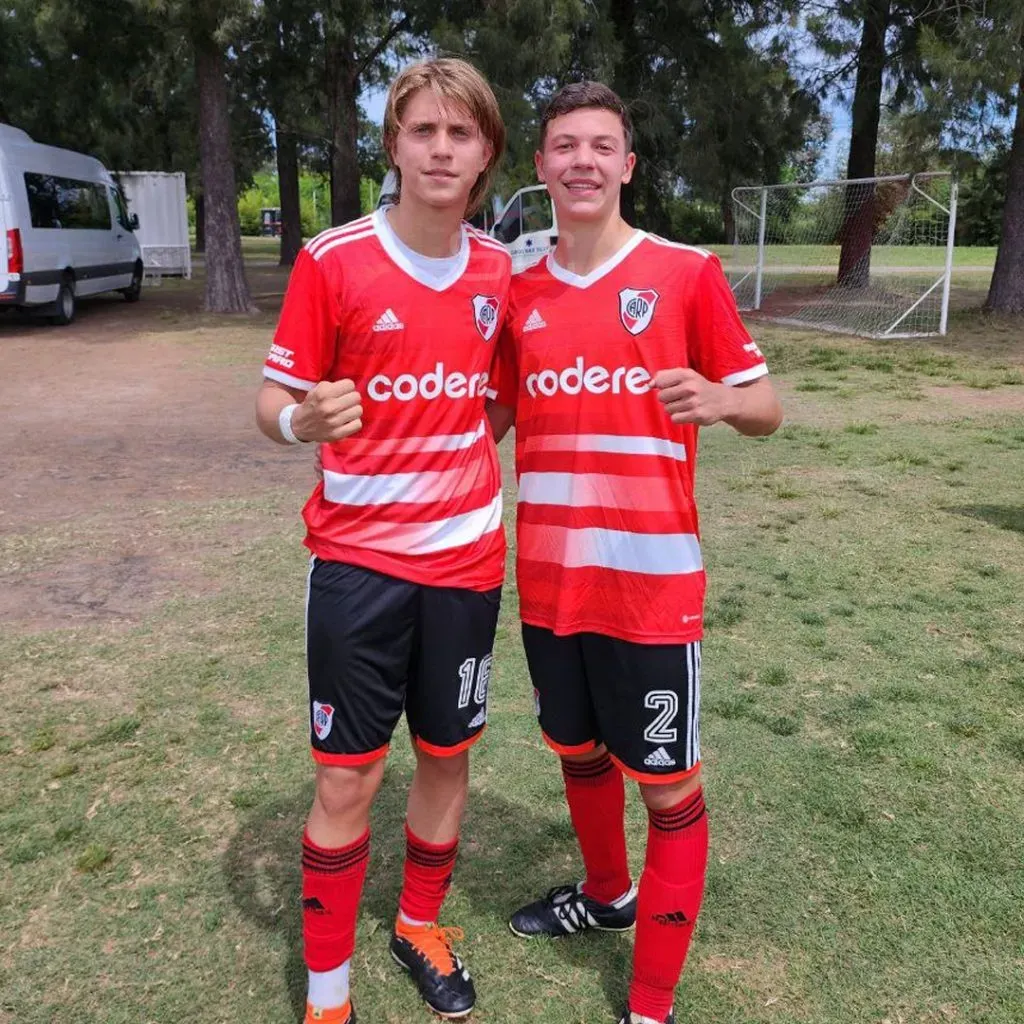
top-left (729, 173), bottom-right (957, 338)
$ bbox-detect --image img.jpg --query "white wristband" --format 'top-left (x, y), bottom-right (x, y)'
top-left (278, 403), bottom-right (307, 444)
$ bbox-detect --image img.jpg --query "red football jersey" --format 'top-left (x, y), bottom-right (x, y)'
top-left (265, 210), bottom-right (511, 591)
top-left (494, 232), bottom-right (768, 642)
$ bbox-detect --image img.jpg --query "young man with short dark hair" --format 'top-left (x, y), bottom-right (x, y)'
top-left (489, 81), bottom-right (782, 1024)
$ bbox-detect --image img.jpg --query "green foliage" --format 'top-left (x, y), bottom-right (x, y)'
top-left (957, 142), bottom-right (1013, 247)
top-left (439, 1), bottom-right (820, 238)
top-left (918, 1), bottom-right (1024, 312)
top-left (667, 199), bottom-right (727, 245)
top-left (234, 168), bottom-right (375, 236)
top-left (0, 0), bottom-right (271, 193)
top-left (673, 24), bottom-right (822, 219)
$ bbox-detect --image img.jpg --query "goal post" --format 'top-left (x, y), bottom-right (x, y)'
top-left (729, 172), bottom-right (958, 339)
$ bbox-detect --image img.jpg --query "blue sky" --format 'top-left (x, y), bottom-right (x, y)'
top-left (363, 88), bottom-right (388, 126)
top-left (821, 101), bottom-right (853, 178)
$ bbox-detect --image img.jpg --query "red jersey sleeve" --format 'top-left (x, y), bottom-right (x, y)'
top-left (688, 255), bottom-right (768, 386)
top-left (488, 301), bottom-right (520, 410)
top-left (263, 248), bottom-right (340, 390)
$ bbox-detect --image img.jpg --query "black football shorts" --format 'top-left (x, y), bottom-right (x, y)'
top-left (306, 558), bottom-right (501, 765)
top-left (522, 624), bottom-right (701, 784)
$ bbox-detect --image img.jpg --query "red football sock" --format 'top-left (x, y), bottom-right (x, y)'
top-left (398, 823), bottom-right (459, 923)
top-left (301, 829), bottom-right (370, 973)
top-left (561, 752), bottom-right (631, 904)
top-left (629, 789), bottom-right (709, 1021)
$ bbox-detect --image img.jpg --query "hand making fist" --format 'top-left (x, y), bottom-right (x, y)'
top-left (292, 379), bottom-right (363, 443)
top-left (653, 368), bottom-right (732, 426)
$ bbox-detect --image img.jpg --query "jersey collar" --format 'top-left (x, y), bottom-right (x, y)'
top-left (373, 207), bottom-right (470, 292)
top-left (546, 230), bottom-right (646, 289)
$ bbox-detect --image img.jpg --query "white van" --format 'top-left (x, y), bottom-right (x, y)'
top-left (0, 125), bottom-right (144, 324)
top-left (491, 184), bottom-right (557, 272)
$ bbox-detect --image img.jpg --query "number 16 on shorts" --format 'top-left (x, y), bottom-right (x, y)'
top-left (458, 654), bottom-right (492, 722)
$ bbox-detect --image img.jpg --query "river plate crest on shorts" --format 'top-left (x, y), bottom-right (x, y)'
top-left (312, 701), bottom-right (334, 740)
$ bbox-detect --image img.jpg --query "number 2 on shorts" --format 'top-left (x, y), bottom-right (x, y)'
top-left (643, 690), bottom-right (679, 744)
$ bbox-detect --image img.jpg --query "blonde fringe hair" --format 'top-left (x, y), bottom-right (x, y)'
top-left (382, 58), bottom-right (505, 218)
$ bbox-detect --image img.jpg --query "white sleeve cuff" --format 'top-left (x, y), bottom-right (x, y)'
top-left (722, 364), bottom-right (769, 387)
top-left (264, 366), bottom-right (316, 390)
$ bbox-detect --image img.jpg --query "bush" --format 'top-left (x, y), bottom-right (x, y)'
top-left (667, 199), bottom-right (726, 245)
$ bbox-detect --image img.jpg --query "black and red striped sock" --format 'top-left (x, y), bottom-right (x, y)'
top-left (301, 828), bottom-right (370, 974)
top-left (561, 752), bottom-right (631, 904)
top-left (398, 823), bottom-right (459, 924)
top-left (629, 789), bottom-right (708, 1020)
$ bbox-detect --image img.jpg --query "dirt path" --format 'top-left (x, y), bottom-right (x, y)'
top-left (0, 277), bottom-right (312, 631)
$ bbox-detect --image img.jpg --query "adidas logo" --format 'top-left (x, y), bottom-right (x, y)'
top-left (302, 896), bottom-right (327, 914)
top-left (467, 709), bottom-right (486, 730)
top-left (372, 308), bottom-right (404, 331)
top-left (653, 909), bottom-right (690, 927)
top-left (643, 746), bottom-right (677, 768)
top-left (523, 308), bottom-right (547, 332)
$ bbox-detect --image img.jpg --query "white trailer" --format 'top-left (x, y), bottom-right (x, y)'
top-left (115, 171), bottom-right (191, 279)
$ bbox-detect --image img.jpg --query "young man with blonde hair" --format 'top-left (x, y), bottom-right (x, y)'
top-left (256, 58), bottom-right (510, 1023)
top-left (489, 82), bottom-right (782, 1024)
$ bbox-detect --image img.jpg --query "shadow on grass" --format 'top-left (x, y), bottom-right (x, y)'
top-left (223, 761), bottom-right (634, 1022)
top-left (946, 504), bottom-right (1024, 535)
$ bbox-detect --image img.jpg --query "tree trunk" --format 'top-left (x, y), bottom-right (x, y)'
top-left (276, 127), bottom-right (303, 266)
top-left (609, 0), bottom-right (639, 224)
top-left (838, 0), bottom-right (891, 288)
top-left (721, 192), bottom-right (735, 245)
top-left (985, 48), bottom-right (1024, 314)
top-left (195, 191), bottom-right (206, 253)
top-left (325, 34), bottom-right (362, 226)
top-left (195, 40), bottom-right (255, 313)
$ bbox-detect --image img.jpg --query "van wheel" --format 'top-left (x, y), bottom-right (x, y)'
top-left (122, 262), bottom-right (143, 303)
top-left (50, 275), bottom-right (76, 326)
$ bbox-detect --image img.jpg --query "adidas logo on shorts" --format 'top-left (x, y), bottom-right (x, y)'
top-left (467, 709), bottom-right (487, 730)
top-left (372, 308), bottom-right (404, 331)
top-left (643, 746), bottom-right (677, 768)
top-left (523, 308), bottom-right (547, 332)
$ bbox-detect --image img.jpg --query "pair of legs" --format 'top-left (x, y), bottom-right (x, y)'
top-left (302, 560), bottom-right (500, 1022)
top-left (562, 742), bottom-right (701, 813)
top-left (302, 747), bottom-right (473, 1024)
top-left (516, 626), bottom-right (709, 1024)
top-left (308, 744), bottom-right (468, 851)
top-left (560, 746), bottom-right (707, 1023)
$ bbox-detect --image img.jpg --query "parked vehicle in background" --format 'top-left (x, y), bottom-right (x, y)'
top-left (115, 170), bottom-right (191, 280)
top-left (375, 168), bottom-right (498, 232)
top-left (491, 184), bottom-right (556, 271)
top-left (0, 125), bottom-right (143, 324)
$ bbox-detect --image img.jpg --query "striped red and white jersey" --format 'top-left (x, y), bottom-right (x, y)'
top-left (264, 209), bottom-right (511, 591)
top-left (493, 232), bottom-right (768, 642)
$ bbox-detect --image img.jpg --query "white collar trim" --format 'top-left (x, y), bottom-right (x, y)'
top-left (546, 230), bottom-right (646, 289)
top-left (373, 207), bottom-right (470, 292)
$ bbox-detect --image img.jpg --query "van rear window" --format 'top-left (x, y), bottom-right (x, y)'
top-left (24, 173), bottom-right (112, 230)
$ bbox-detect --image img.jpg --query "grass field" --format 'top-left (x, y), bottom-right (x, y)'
top-left (1, 264), bottom-right (1023, 1024)
top-left (238, 236), bottom-right (998, 272)
top-left (722, 245), bottom-right (998, 270)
